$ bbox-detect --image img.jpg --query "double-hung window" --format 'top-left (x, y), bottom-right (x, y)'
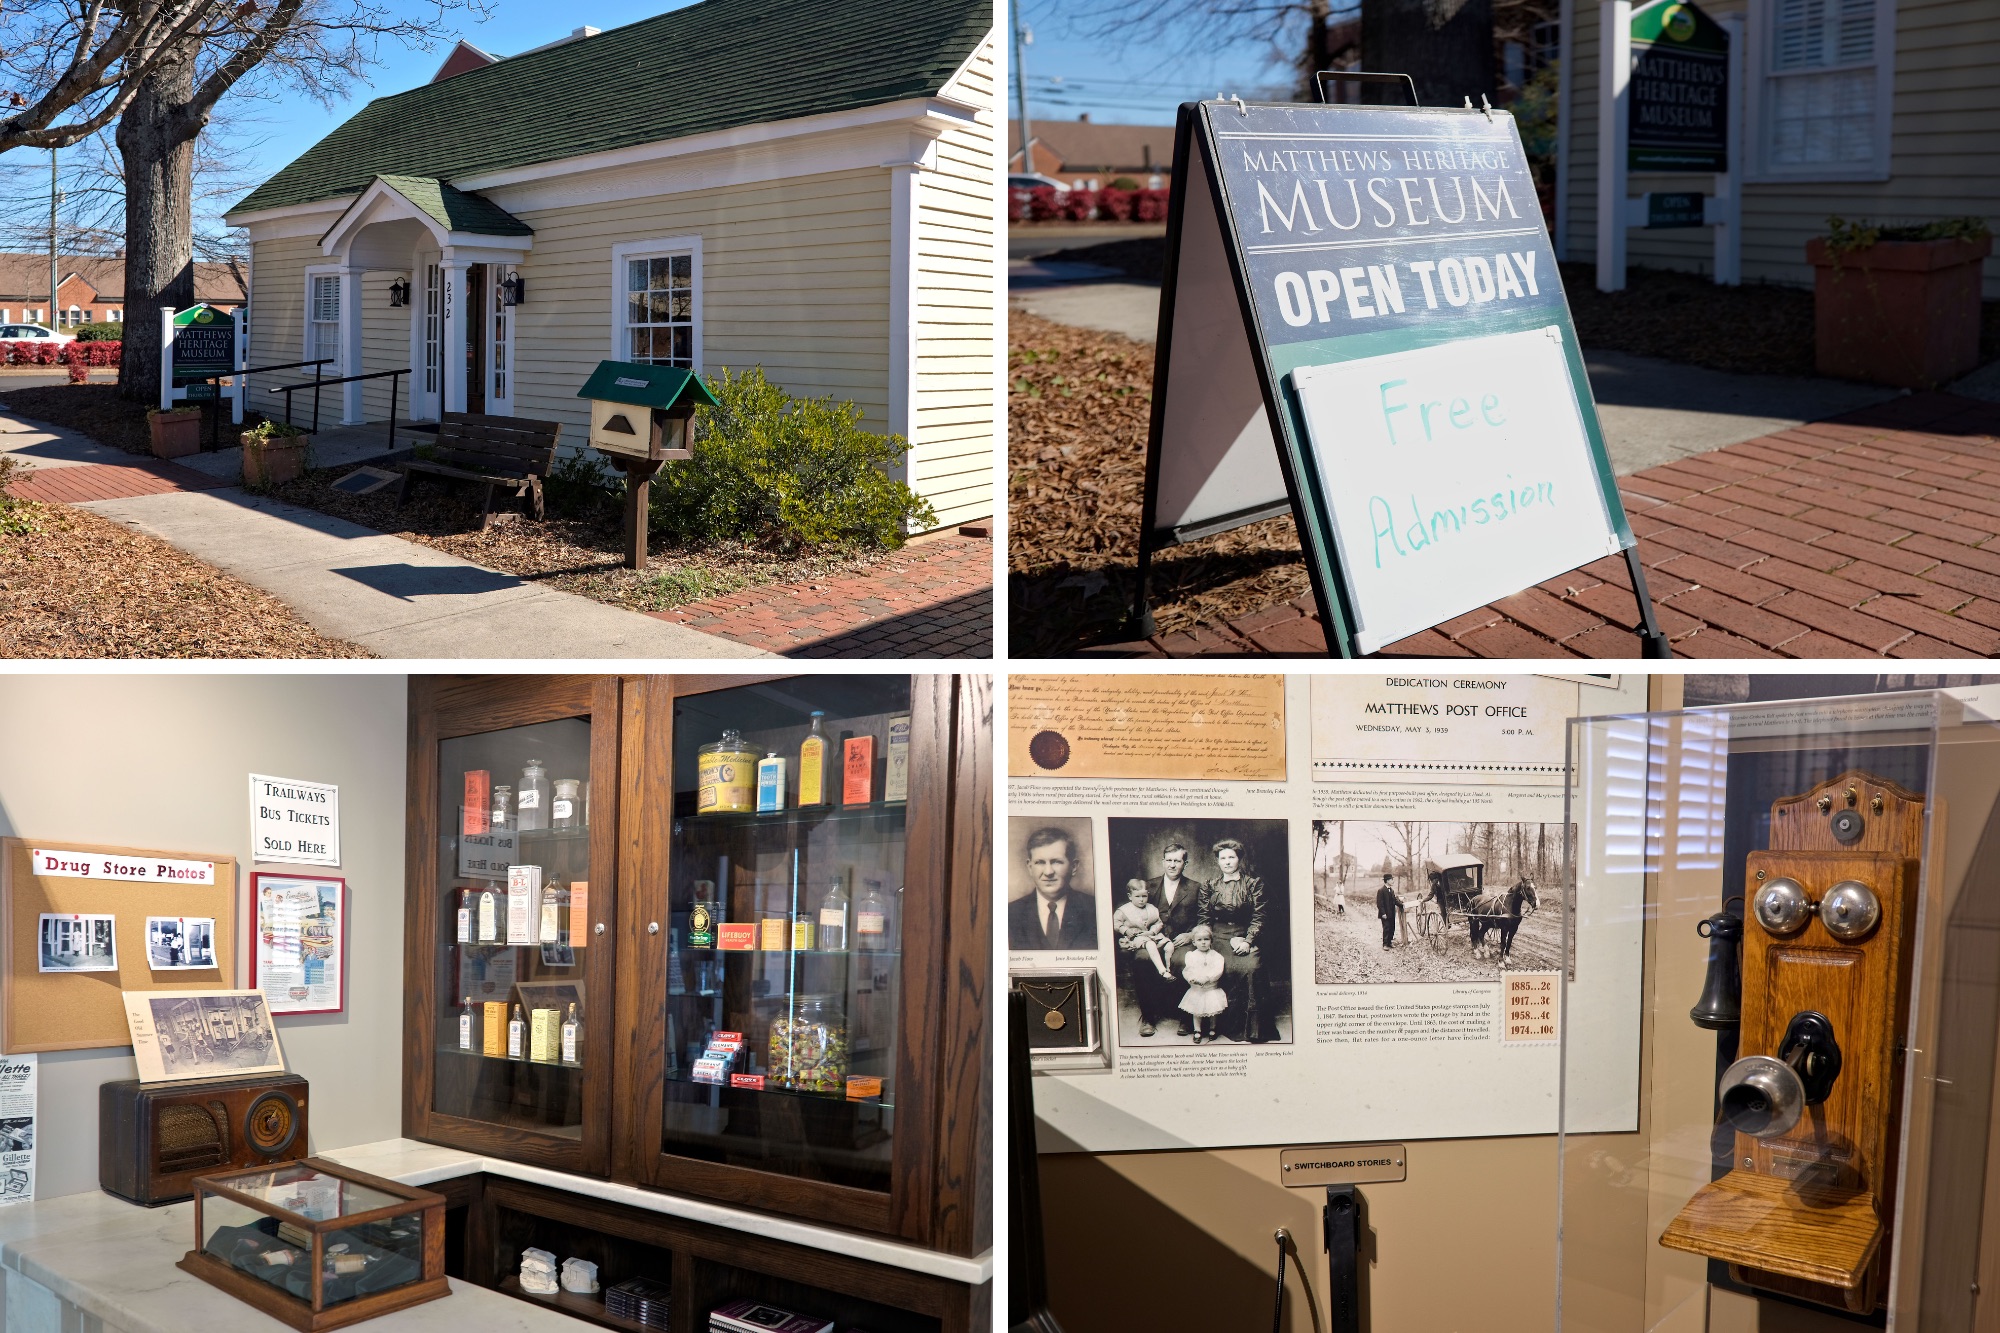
top-left (1758, 0), bottom-right (1891, 179)
top-left (613, 238), bottom-right (700, 370)
top-left (307, 270), bottom-right (342, 369)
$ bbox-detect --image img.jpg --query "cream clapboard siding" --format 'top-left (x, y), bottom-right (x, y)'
top-left (244, 233), bottom-right (323, 424)
top-left (1565, 0), bottom-right (2000, 297)
top-left (915, 33), bottom-right (998, 528)
top-left (497, 168), bottom-right (891, 459)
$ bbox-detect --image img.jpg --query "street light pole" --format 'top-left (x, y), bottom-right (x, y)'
top-left (48, 148), bottom-right (58, 330)
top-left (1011, 8), bottom-right (1034, 175)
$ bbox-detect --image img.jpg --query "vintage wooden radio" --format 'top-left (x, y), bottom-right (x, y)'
top-left (1660, 771), bottom-right (1923, 1314)
top-left (100, 1072), bottom-right (308, 1205)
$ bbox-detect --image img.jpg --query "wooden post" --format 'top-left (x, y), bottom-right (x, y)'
top-left (614, 456), bottom-right (664, 570)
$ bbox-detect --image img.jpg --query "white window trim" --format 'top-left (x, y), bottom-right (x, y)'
top-left (1743, 0), bottom-right (1896, 184)
top-left (303, 262), bottom-right (344, 372)
top-left (609, 234), bottom-right (702, 371)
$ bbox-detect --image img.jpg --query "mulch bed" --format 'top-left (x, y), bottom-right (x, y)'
top-left (1041, 235), bottom-right (2000, 378)
top-left (264, 470), bottom-right (898, 615)
top-left (1009, 311), bottom-right (1309, 654)
top-left (0, 383), bottom-right (260, 457)
top-left (0, 489), bottom-right (371, 659)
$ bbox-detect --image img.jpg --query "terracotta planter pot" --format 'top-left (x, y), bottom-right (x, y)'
top-left (148, 409), bottom-right (203, 459)
top-left (241, 437), bottom-right (307, 487)
top-left (1807, 233), bottom-right (1993, 389)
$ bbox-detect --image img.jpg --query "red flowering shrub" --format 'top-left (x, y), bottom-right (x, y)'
top-left (0, 338), bottom-right (120, 368)
top-left (1058, 188), bottom-right (1098, 221)
top-left (1097, 188), bottom-right (1136, 222)
top-left (1134, 188), bottom-right (1171, 222)
top-left (1025, 186), bottom-right (1063, 222)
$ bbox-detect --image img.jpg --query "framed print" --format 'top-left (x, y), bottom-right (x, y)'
top-left (121, 989), bottom-right (285, 1084)
top-left (252, 873), bottom-right (347, 1016)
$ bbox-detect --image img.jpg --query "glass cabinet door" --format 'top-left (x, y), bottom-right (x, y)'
top-left (661, 677), bottom-right (913, 1198)
top-left (431, 714), bottom-right (601, 1154)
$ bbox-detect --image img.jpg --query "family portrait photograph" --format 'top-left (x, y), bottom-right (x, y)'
top-left (1311, 820), bottom-right (1572, 984)
top-left (1103, 818), bottom-right (1293, 1047)
top-left (1007, 816), bottom-right (1098, 953)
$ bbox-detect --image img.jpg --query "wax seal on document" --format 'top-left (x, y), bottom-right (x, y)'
top-left (1028, 730), bottom-right (1070, 771)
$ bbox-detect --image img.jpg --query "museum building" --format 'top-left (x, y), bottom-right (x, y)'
top-left (221, 0), bottom-right (998, 532)
top-left (0, 673), bottom-right (992, 1332)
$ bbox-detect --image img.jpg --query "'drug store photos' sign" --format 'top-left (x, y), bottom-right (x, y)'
top-left (1140, 98), bottom-right (1667, 657)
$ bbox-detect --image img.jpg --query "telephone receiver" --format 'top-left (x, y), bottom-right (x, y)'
top-left (1660, 771), bottom-right (1922, 1316)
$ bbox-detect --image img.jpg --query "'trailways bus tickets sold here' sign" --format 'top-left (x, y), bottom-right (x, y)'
top-left (1140, 100), bottom-right (1656, 656)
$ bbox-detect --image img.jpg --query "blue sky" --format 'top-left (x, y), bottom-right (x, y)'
top-left (1008, 0), bottom-right (1299, 132)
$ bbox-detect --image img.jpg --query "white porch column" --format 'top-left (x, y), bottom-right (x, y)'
top-left (440, 256), bottom-right (467, 415)
top-left (338, 264), bottom-right (365, 424)
top-left (885, 138), bottom-right (934, 493)
top-left (1595, 0), bottom-right (1632, 293)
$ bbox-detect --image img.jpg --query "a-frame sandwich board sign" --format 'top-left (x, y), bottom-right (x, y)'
top-left (1133, 96), bottom-right (1672, 658)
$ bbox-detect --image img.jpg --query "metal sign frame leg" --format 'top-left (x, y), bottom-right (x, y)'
top-left (1325, 1184), bottom-right (1363, 1333)
top-left (1627, 545), bottom-right (1674, 657)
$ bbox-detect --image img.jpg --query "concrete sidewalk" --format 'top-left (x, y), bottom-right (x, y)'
top-left (0, 410), bottom-right (766, 659)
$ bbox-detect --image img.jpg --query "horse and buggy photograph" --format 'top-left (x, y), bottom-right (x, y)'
top-left (1311, 820), bottom-right (1573, 985)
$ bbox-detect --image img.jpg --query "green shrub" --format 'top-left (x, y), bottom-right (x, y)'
top-left (544, 449), bottom-right (620, 520)
top-left (73, 321), bottom-right (123, 342)
top-left (242, 417), bottom-right (305, 444)
top-left (0, 456), bottom-right (41, 535)
top-left (1108, 176), bottom-right (1142, 191)
top-left (648, 366), bottom-right (935, 551)
top-left (1824, 214), bottom-right (1992, 254)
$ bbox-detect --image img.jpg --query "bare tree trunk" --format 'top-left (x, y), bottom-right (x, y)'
top-left (1362, 0), bottom-right (1495, 107)
top-left (117, 54), bottom-right (199, 405)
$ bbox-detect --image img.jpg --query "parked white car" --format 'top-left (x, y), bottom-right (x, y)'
top-left (0, 324), bottom-right (74, 345)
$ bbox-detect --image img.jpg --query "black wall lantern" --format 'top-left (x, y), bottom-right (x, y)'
top-left (501, 272), bottom-right (526, 307)
top-left (388, 276), bottom-right (410, 308)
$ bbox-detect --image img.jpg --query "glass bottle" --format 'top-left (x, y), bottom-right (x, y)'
top-left (508, 1003), bottom-right (525, 1060)
top-left (540, 879), bottom-right (566, 944)
top-left (798, 711), bottom-right (828, 807)
top-left (817, 876), bottom-right (850, 952)
top-left (458, 996), bottom-right (474, 1051)
top-left (855, 878), bottom-right (891, 952)
top-left (477, 886), bottom-right (499, 942)
top-left (688, 878), bottom-right (718, 948)
top-left (552, 778), bottom-right (582, 831)
top-left (456, 888), bottom-right (472, 944)
top-left (767, 993), bottom-right (848, 1092)
top-left (491, 784), bottom-right (513, 830)
top-left (517, 759), bottom-right (549, 831)
top-left (561, 1002), bottom-right (582, 1065)
top-left (791, 900), bottom-right (816, 952)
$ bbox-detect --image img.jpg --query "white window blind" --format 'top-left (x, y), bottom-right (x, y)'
top-left (1769, 0), bottom-right (1879, 169)
top-left (309, 273), bottom-right (341, 367)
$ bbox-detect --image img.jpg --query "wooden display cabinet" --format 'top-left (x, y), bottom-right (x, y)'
top-left (404, 674), bottom-right (991, 1262)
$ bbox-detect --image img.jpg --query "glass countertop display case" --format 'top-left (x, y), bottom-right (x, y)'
top-left (1559, 689), bottom-right (2000, 1331)
top-left (178, 1158), bottom-right (447, 1330)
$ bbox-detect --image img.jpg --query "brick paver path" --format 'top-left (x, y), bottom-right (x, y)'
top-left (1103, 392), bottom-right (2000, 659)
top-left (649, 533), bottom-right (993, 657)
top-left (6, 458), bottom-right (228, 503)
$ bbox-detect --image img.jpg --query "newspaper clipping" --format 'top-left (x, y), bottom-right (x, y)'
top-left (0, 1054), bottom-right (36, 1204)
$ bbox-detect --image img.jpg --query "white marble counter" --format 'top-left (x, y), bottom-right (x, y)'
top-left (0, 1138), bottom-right (990, 1333)
top-left (320, 1138), bottom-right (992, 1286)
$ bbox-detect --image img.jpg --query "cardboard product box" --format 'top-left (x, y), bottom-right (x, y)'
top-left (843, 736), bottom-right (875, 805)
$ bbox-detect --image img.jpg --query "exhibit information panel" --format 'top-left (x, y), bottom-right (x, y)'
top-left (1558, 691), bottom-right (2000, 1329)
top-left (663, 678), bottom-right (910, 1193)
top-left (433, 717), bottom-right (593, 1138)
top-left (1011, 673), bottom-right (1648, 1151)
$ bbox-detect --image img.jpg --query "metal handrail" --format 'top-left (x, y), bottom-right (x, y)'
top-left (268, 367), bottom-right (413, 455)
top-left (174, 357), bottom-right (331, 452)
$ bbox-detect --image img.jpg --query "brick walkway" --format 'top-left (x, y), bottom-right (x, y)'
top-left (1103, 392), bottom-right (2000, 659)
top-left (649, 533), bottom-right (993, 657)
top-left (6, 458), bottom-right (228, 504)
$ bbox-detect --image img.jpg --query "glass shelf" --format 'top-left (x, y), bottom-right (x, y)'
top-left (663, 1070), bottom-right (895, 1110)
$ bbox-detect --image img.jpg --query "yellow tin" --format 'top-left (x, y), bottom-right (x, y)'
top-left (697, 730), bottom-right (758, 813)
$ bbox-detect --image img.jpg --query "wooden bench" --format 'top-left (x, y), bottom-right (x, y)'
top-left (396, 412), bottom-right (561, 528)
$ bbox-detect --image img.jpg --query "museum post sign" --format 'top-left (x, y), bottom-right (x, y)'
top-left (157, 302), bottom-right (246, 422)
top-left (1136, 98), bottom-right (1668, 656)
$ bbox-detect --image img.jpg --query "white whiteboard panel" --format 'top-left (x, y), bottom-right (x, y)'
top-left (1292, 326), bottom-right (1623, 653)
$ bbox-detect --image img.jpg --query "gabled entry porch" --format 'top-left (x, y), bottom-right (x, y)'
top-left (315, 175), bottom-right (532, 426)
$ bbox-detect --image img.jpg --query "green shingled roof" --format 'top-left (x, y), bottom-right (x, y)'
top-left (360, 175), bottom-right (533, 236)
top-left (232, 0), bottom-right (991, 217)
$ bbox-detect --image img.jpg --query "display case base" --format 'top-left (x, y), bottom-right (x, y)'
top-left (176, 1249), bottom-right (450, 1331)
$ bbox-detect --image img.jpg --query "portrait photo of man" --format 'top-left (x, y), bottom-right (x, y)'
top-left (1008, 818), bottom-right (1098, 951)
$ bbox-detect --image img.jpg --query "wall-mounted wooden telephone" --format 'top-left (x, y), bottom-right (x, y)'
top-left (1660, 770), bottom-right (1923, 1315)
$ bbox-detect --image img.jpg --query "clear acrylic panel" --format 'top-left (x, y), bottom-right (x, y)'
top-left (664, 677), bottom-right (911, 1194)
top-left (434, 716), bottom-right (593, 1139)
top-left (1559, 689), bottom-right (2000, 1331)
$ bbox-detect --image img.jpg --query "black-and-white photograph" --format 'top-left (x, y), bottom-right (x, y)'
top-left (146, 994), bottom-right (278, 1077)
top-left (37, 913), bottom-right (117, 973)
top-left (145, 916), bottom-right (217, 970)
top-left (1103, 818), bottom-right (1293, 1046)
top-left (1007, 816), bottom-right (1098, 952)
top-left (1311, 820), bottom-right (1572, 984)
top-left (0, 1117), bottom-right (33, 1153)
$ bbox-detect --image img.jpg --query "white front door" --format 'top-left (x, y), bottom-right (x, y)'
top-left (486, 264), bottom-right (513, 417)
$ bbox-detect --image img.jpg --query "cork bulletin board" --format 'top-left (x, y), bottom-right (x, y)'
top-left (1, 837), bottom-right (238, 1053)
